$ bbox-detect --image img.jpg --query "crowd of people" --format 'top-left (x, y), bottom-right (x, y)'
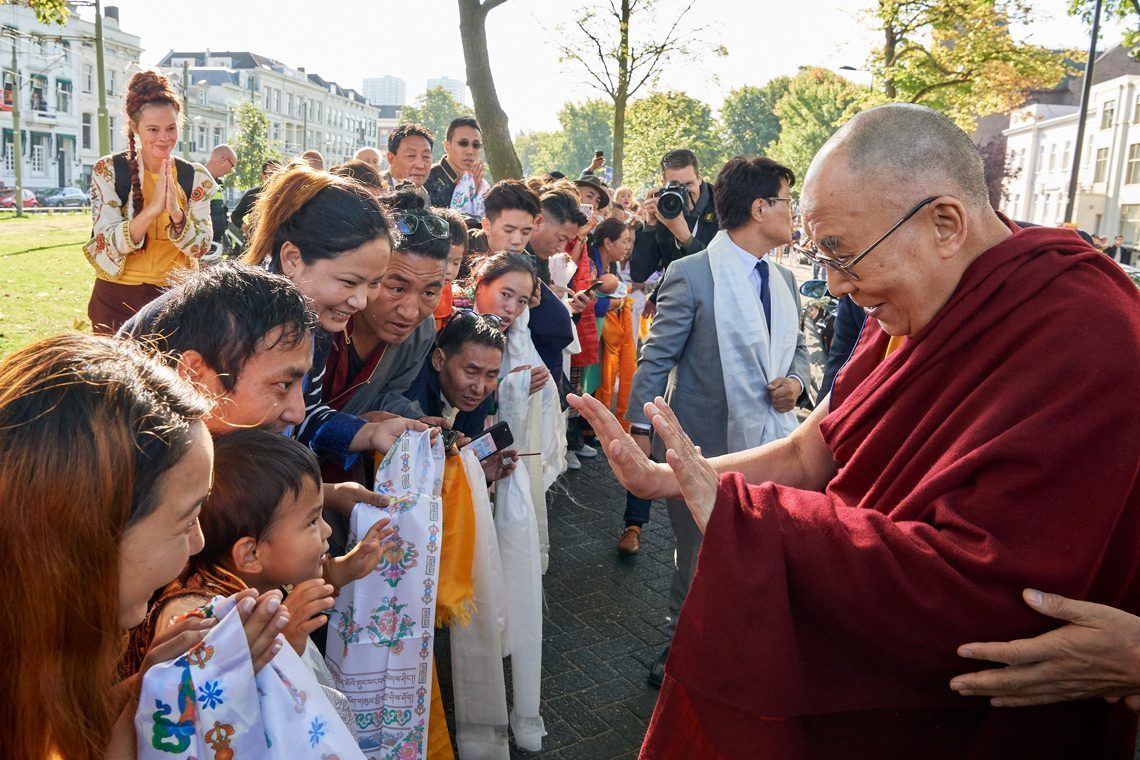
top-left (2, 65), bottom-right (1140, 760)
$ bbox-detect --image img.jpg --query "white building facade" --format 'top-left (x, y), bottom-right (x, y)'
top-left (157, 50), bottom-right (380, 182)
top-left (1003, 73), bottom-right (1140, 243)
top-left (0, 3), bottom-right (141, 190)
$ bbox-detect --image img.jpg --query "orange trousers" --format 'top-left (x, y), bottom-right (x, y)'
top-left (596, 302), bottom-right (637, 430)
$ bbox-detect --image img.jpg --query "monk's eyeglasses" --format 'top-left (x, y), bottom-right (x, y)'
top-left (793, 196), bottom-right (939, 281)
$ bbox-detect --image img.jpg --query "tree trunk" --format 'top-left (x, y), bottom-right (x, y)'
top-left (611, 0), bottom-right (631, 187)
top-left (458, 0), bottom-right (523, 180)
top-left (882, 3), bottom-right (898, 100)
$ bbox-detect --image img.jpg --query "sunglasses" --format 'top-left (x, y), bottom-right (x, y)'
top-left (439, 309), bottom-right (503, 345)
top-left (395, 212), bottom-right (450, 240)
top-left (454, 139), bottom-right (483, 150)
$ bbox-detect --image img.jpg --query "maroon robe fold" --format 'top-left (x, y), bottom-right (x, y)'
top-left (642, 226), bottom-right (1140, 758)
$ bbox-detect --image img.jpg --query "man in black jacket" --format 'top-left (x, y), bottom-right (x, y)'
top-left (425, 116), bottom-right (485, 209)
top-left (629, 149), bottom-right (719, 291)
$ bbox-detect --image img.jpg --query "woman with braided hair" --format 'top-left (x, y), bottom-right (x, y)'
top-left (83, 70), bottom-right (215, 334)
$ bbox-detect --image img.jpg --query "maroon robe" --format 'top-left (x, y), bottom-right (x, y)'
top-left (641, 225), bottom-right (1140, 758)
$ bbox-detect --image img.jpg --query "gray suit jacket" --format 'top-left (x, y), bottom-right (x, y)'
top-left (626, 249), bottom-right (809, 460)
top-left (338, 316), bottom-right (435, 419)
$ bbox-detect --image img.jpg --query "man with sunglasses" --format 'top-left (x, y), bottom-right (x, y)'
top-left (426, 116), bottom-right (489, 214)
top-left (571, 103), bottom-right (1140, 758)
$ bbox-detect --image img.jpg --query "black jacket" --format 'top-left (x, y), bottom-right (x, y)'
top-left (425, 159), bottom-right (459, 208)
top-left (819, 295), bottom-right (867, 404)
top-left (629, 180), bottom-right (718, 284)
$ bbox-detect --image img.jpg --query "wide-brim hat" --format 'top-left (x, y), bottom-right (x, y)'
top-left (573, 174), bottom-right (610, 209)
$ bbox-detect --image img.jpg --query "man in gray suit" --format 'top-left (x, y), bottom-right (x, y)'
top-left (626, 156), bottom-right (809, 686)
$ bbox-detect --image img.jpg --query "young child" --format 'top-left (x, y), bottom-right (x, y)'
top-left (134, 429), bottom-right (392, 728)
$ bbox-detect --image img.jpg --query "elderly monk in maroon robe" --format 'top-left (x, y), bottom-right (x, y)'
top-left (569, 102), bottom-right (1140, 759)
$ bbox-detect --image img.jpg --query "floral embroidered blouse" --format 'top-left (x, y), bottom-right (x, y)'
top-left (82, 154), bottom-right (216, 284)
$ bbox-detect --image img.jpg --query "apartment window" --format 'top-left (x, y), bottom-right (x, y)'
top-left (213, 126), bottom-right (222, 147)
top-left (1127, 144), bottom-right (1140, 185)
top-left (1094, 147), bottom-right (1109, 182)
top-left (81, 64), bottom-right (93, 94)
top-left (198, 125), bottom-right (206, 152)
top-left (1135, 93), bottom-right (1140, 124)
top-left (1101, 100), bottom-right (1115, 130)
top-left (1048, 143), bottom-right (1057, 171)
top-left (273, 90), bottom-right (280, 113)
top-left (1036, 144), bottom-right (1045, 171)
top-left (264, 88), bottom-right (271, 110)
top-left (1062, 141), bottom-right (1071, 168)
top-left (1121, 204), bottom-right (1140, 243)
top-left (286, 92), bottom-right (293, 117)
top-left (81, 113), bottom-right (92, 150)
top-left (29, 74), bottom-right (47, 111)
top-left (55, 79), bottom-right (72, 113)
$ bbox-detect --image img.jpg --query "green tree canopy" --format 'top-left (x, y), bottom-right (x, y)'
top-left (871, 0), bottom-right (1077, 130)
top-left (721, 77), bottom-right (791, 158)
top-left (230, 101), bottom-right (280, 193)
top-left (557, 99), bottom-right (614, 178)
top-left (1069, 0), bottom-right (1140, 51)
top-left (400, 86), bottom-right (468, 162)
top-left (4, 0), bottom-right (68, 24)
top-left (515, 130), bottom-right (567, 178)
top-left (765, 68), bottom-right (867, 188)
top-left (623, 91), bottom-right (723, 192)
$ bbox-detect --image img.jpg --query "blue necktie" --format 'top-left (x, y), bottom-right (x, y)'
top-left (756, 259), bottom-right (772, 329)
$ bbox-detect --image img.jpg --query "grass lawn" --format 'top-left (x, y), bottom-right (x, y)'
top-left (0, 212), bottom-right (94, 357)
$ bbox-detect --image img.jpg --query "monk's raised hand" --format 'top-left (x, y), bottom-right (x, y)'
top-left (647, 397), bottom-right (718, 533)
top-left (567, 393), bottom-right (673, 499)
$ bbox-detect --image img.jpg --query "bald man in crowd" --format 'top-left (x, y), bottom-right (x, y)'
top-left (204, 144), bottom-right (238, 248)
top-left (354, 146), bottom-right (382, 169)
top-left (570, 103), bottom-right (1140, 758)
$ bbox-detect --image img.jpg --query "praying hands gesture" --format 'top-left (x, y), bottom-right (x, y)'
top-left (950, 589), bottom-right (1140, 709)
top-left (642, 397), bottom-right (720, 533)
top-left (129, 158), bottom-right (186, 245)
top-left (567, 393), bottom-right (684, 498)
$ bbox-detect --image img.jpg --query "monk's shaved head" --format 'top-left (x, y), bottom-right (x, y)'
top-left (813, 103), bottom-right (989, 209)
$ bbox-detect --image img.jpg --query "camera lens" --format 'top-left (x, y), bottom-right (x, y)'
top-left (658, 191), bottom-right (684, 219)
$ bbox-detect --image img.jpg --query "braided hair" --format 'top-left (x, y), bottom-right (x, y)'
top-left (123, 71), bottom-right (182, 218)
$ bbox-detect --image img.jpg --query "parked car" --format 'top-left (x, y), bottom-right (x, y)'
top-left (0, 189), bottom-right (38, 209)
top-left (33, 186), bottom-right (61, 204)
top-left (44, 187), bottom-right (89, 208)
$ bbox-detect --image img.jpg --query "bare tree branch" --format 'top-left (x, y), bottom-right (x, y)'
top-left (481, 0), bottom-right (510, 13)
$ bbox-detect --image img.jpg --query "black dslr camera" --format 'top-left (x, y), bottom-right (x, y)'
top-left (654, 181), bottom-right (691, 220)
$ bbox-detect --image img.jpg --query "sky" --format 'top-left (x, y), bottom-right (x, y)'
top-left (75, 0), bottom-right (1130, 134)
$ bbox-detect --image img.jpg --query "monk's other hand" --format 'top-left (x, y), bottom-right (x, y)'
top-left (567, 393), bottom-right (673, 499)
top-left (950, 589), bottom-right (1140, 708)
top-left (768, 376), bottom-right (802, 413)
top-left (648, 397), bottom-right (718, 533)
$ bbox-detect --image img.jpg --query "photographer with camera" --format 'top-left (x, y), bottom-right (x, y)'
top-left (629, 149), bottom-right (719, 288)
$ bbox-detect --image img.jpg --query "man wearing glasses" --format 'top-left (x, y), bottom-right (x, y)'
top-left (571, 103), bottom-right (1140, 757)
top-left (204, 143), bottom-right (237, 248)
top-left (625, 155), bottom-right (808, 686)
top-left (425, 116), bottom-right (489, 216)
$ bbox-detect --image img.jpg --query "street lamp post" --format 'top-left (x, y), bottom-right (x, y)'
top-left (93, 0), bottom-right (111, 156)
top-left (10, 42), bottom-right (25, 217)
top-left (1065, 0), bottom-right (1103, 225)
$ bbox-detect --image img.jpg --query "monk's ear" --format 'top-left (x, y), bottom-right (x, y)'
top-left (231, 536), bottom-right (262, 574)
top-left (931, 197), bottom-right (968, 260)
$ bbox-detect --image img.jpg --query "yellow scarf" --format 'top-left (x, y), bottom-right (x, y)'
top-left (435, 455), bottom-right (477, 628)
